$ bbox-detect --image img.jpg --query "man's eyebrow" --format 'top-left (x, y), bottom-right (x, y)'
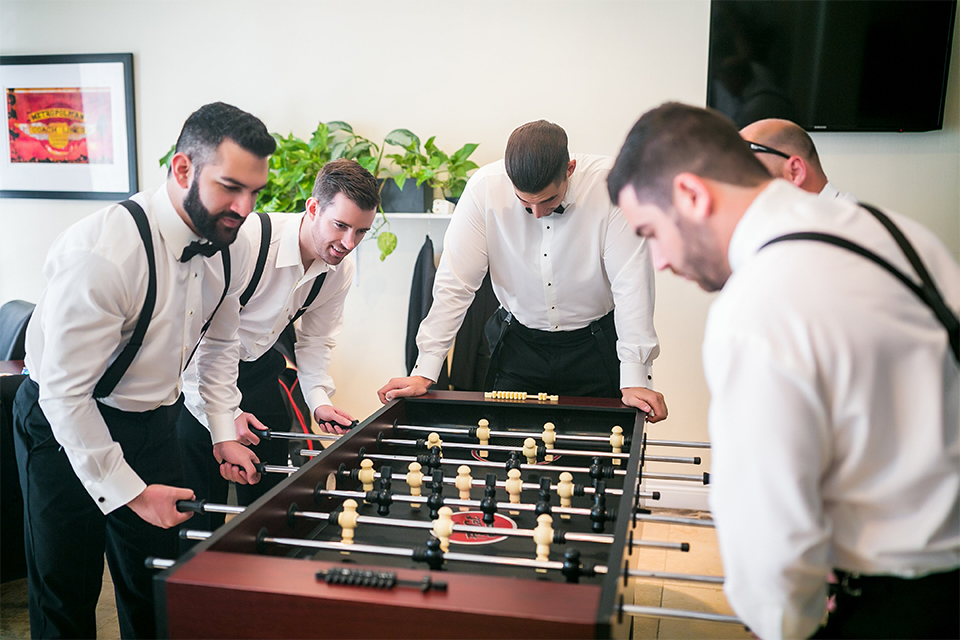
top-left (221, 176), bottom-right (268, 191)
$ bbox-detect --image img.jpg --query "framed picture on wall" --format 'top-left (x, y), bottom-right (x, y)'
top-left (0, 53), bottom-right (138, 200)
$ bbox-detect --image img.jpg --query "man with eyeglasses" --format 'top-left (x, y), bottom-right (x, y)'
top-left (740, 118), bottom-right (855, 202)
top-left (378, 120), bottom-right (666, 420)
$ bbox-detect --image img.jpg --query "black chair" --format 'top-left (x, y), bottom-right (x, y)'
top-left (0, 299), bottom-right (35, 360)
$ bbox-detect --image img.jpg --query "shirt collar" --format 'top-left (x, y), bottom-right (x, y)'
top-left (276, 211), bottom-right (337, 279)
top-left (727, 179), bottom-right (805, 273)
top-left (152, 183), bottom-right (203, 262)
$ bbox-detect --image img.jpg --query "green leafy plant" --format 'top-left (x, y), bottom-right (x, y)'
top-left (159, 121), bottom-right (479, 260)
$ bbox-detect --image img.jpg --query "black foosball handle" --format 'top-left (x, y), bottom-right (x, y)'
top-left (176, 499), bottom-right (207, 513)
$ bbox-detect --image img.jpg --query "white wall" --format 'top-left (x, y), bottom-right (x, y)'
top-left (2, 0), bottom-right (959, 489)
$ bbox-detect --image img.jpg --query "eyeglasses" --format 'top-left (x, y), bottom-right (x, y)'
top-left (747, 141), bottom-right (791, 160)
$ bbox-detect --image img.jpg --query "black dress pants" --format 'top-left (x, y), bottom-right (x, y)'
top-left (811, 568), bottom-right (960, 639)
top-left (176, 349), bottom-right (290, 534)
top-left (484, 308), bottom-right (621, 398)
top-left (12, 378), bottom-right (183, 639)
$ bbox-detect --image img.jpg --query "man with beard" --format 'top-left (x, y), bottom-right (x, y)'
top-left (178, 159), bottom-right (379, 533)
top-left (607, 102), bottom-right (959, 639)
top-left (12, 102), bottom-right (274, 638)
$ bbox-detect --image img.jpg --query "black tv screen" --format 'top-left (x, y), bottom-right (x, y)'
top-left (707, 0), bottom-right (957, 131)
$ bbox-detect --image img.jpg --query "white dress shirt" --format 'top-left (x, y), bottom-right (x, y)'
top-left (24, 185), bottom-right (248, 514)
top-left (413, 154), bottom-right (659, 389)
top-left (183, 210), bottom-right (352, 442)
top-left (705, 180), bottom-right (960, 640)
top-left (819, 181), bottom-right (857, 202)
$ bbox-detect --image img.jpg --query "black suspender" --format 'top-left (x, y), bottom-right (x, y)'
top-left (240, 212), bottom-right (271, 309)
top-left (94, 200), bottom-right (232, 399)
top-left (93, 201), bottom-right (156, 399)
top-left (182, 249), bottom-right (231, 369)
top-left (237, 211), bottom-right (328, 325)
top-left (760, 203), bottom-right (960, 362)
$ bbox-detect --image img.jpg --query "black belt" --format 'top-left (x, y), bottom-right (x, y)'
top-left (833, 567), bottom-right (960, 598)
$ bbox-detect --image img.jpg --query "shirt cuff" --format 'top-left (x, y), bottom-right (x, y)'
top-left (208, 412), bottom-right (237, 444)
top-left (305, 388), bottom-right (332, 417)
top-left (85, 461), bottom-right (147, 515)
top-left (620, 361), bottom-right (654, 390)
top-left (412, 355), bottom-right (443, 384)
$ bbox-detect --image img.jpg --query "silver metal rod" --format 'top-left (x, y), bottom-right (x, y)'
top-left (260, 464), bottom-right (299, 475)
top-left (633, 513), bottom-right (716, 528)
top-left (644, 439), bottom-right (711, 449)
top-left (641, 471), bottom-right (709, 484)
top-left (362, 470), bottom-right (626, 496)
top-left (145, 557), bottom-right (175, 570)
top-left (381, 437), bottom-right (630, 460)
top-left (267, 430), bottom-right (339, 442)
top-left (396, 424), bottom-right (621, 445)
top-left (632, 540), bottom-right (690, 551)
top-left (355, 452), bottom-right (629, 477)
top-left (181, 530), bottom-right (213, 541)
top-left (317, 489), bottom-right (598, 517)
top-left (262, 534), bottom-right (609, 575)
top-left (621, 604), bottom-right (741, 624)
top-left (641, 454), bottom-right (701, 465)
top-left (197, 503), bottom-right (246, 515)
top-left (628, 569), bottom-right (724, 584)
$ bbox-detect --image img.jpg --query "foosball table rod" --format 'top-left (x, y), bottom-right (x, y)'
top-left (633, 512), bottom-right (716, 528)
top-left (394, 424), bottom-right (711, 450)
top-left (379, 436), bottom-right (701, 465)
top-left (345, 451), bottom-right (633, 477)
top-left (175, 500), bottom-right (625, 547)
top-left (620, 604), bottom-right (742, 625)
top-left (317, 488), bottom-right (613, 519)
top-left (254, 530), bottom-right (609, 581)
top-left (627, 569), bottom-right (723, 584)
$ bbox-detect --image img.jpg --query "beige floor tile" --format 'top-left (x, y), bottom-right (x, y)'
top-left (632, 580), bottom-right (663, 639)
top-left (0, 578), bottom-right (31, 640)
top-left (662, 526), bottom-right (725, 578)
top-left (657, 585), bottom-right (750, 639)
top-left (657, 618), bottom-right (752, 640)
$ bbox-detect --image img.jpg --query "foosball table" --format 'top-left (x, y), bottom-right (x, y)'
top-left (154, 391), bottom-right (721, 639)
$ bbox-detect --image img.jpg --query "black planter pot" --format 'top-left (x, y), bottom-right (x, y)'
top-left (379, 179), bottom-right (432, 213)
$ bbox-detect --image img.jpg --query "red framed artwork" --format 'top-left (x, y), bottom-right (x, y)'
top-left (1, 54), bottom-right (138, 200)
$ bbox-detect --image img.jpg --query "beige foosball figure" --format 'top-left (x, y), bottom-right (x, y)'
top-left (533, 513), bottom-right (554, 572)
top-left (522, 437), bottom-right (538, 465)
top-left (542, 422), bottom-right (556, 462)
top-left (426, 432), bottom-right (443, 457)
top-left (505, 468), bottom-right (523, 515)
top-left (433, 506), bottom-right (454, 552)
top-left (557, 471), bottom-right (574, 520)
top-left (476, 419), bottom-right (490, 458)
top-left (455, 465), bottom-right (473, 511)
top-left (610, 426), bottom-right (624, 466)
top-left (338, 499), bottom-right (359, 553)
top-left (358, 458), bottom-right (376, 501)
top-left (407, 462), bottom-right (424, 510)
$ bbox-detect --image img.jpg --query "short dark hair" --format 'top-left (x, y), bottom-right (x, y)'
top-left (504, 120), bottom-right (569, 193)
top-left (174, 102), bottom-right (275, 171)
top-left (312, 159), bottom-right (381, 212)
top-left (608, 102), bottom-right (771, 209)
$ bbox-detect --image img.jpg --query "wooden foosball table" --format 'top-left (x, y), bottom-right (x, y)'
top-left (155, 391), bottom-right (722, 639)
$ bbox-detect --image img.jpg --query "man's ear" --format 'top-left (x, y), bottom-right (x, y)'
top-left (784, 156), bottom-right (807, 187)
top-left (672, 172), bottom-right (712, 221)
top-left (169, 152), bottom-right (193, 190)
top-left (566, 158), bottom-right (577, 179)
top-left (305, 197), bottom-right (320, 219)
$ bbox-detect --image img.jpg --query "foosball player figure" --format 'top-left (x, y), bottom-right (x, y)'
top-left (506, 468), bottom-right (523, 514)
top-left (480, 474), bottom-right (498, 525)
top-left (455, 465), bottom-right (473, 511)
top-left (557, 471), bottom-right (575, 519)
top-left (407, 462), bottom-right (424, 510)
top-left (610, 426), bottom-right (624, 466)
top-left (339, 499), bottom-right (359, 552)
top-left (476, 419), bottom-right (490, 458)
top-left (433, 506), bottom-right (455, 552)
top-left (426, 431), bottom-right (443, 457)
top-left (428, 469), bottom-right (445, 519)
top-left (522, 437), bottom-right (538, 465)
top-left (542, 422), bottom-right (556, 461)
top-left (534, 513), bottom-right (555, 571)
top-left (535, 477), bottom-right (552, 517)
top-left (358, 458), bottom-right (376, 493)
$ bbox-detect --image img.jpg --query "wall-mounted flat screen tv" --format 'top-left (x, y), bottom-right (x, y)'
top-left (707, 0), bottom-right (957, 131)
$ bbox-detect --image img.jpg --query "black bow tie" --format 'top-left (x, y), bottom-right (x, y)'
top-left (180, 240), bottom-right (221, 262)
top-left (524, 203), bottom-right (566, 215)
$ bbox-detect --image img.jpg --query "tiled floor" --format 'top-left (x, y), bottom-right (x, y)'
top-left (1, 563), bottom-right (120, 640)
top-left (1, 510), bottom-right (746, 639)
